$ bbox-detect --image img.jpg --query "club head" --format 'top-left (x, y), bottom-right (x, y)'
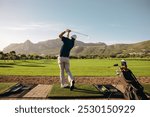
top-left (114, 64), bottom-right (118, 66)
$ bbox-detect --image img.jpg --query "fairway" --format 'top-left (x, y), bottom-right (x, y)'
top-left (0, 59), bottom-right (150, 77)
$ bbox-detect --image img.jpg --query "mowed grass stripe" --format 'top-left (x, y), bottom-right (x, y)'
top-left (0, 59), bottom-right (150, 76)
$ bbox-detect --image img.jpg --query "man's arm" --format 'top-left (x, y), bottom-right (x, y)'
top-left (66, 29), bottom-right (71, 38)
top-left (59, 31), bottom-right (66, 38)
top-left (59, 29), bottom-right (71, 38)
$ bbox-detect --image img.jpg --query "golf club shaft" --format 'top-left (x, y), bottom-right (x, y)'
top-left (72, 31), bottom-right (89, 37)
top-left (107, 66), bottom-right (121, 100)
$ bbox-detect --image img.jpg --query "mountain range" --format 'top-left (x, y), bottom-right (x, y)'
top-left (3, 39), bottom-right (150, 57)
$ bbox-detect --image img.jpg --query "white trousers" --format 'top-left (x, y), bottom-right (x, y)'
top-left (58, 56), bottom-right (74, 85)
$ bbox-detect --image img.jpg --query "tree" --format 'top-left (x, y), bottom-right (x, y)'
top-left (3, 53), bottom-right (9, 62)
top-left (0, 51), bottom-right (4, 60)
top-left (20, 54), bottom-right (27, 61)
top-left (10, 51), bottom-right (16, 62)
top-left (27, 54), bottom-right (34, 60)
top-left (110, 54), bottom-right (117, 58)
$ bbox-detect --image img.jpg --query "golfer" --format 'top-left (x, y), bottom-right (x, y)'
top-left (58, 29), bottom-right (77, 90)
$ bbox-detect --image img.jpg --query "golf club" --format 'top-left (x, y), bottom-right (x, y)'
top-left (108, 60), bottom-right (148, 100)
top-left (71, 30), bottom-right (89, 37)
top-left (107, 64), bottom-right (121, 100)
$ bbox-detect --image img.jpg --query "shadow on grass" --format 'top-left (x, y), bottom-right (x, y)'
top-left (17, 64), bottom-right (46, 67)
top-left (73, 87), bottom-right (100, 94)
top-left (0, 65), bottom-right (14, 68)
top-left (0, 63), bottom-right (16, 65)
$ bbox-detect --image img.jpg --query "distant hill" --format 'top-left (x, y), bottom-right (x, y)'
top-left (104, 40), bottom-right (150, 57)
top-left (3, 39), bottom-right (150, 57)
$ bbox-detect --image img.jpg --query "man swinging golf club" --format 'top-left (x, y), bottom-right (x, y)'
top-left (58, 29), bottom-right (77, 91)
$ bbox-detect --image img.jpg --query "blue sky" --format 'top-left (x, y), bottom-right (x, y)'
top-left (0, 0), bottom-right (150, 50)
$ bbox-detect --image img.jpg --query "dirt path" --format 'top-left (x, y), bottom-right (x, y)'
top-left (0, 76), bottom-right (149, 100)
top-left (0, 76), bottom-right (150, 84)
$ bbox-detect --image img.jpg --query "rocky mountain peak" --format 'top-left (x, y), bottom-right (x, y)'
top-left (24, 40), bottom-right (33, 44)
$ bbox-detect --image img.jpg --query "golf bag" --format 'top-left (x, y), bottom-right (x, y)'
top-left (120, 68), bottom-right (148, 100)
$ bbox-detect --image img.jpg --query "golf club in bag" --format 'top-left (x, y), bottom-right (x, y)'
top-left (110, 60), bottom-right (148, 100)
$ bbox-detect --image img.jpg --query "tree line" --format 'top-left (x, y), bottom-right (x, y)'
top-left (0, 51), bottom-right (149, 61)
top-left (0, 51), bottom-right (48, 61)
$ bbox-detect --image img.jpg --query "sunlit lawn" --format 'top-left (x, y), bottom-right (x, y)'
top-left (0, 59), bottom-right (150, 76)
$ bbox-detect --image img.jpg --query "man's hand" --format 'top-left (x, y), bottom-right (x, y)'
top-left (65, 29), bottom-right (71, 33)
top-left (65, 29), bottom-right (71, 38)
top-left (59, 29), bottom-right (71, 38)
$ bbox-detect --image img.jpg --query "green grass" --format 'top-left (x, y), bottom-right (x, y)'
top-left (48, 84), bottom-right (150, 98)
top-left (143, 84), bottom-right (150, 94)
top-left (0, 83), bottom-right (17, 94)
top-left (0, 59), bottom-right (150, 76)
top-left (48, 84), bottom-right (103, 98)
